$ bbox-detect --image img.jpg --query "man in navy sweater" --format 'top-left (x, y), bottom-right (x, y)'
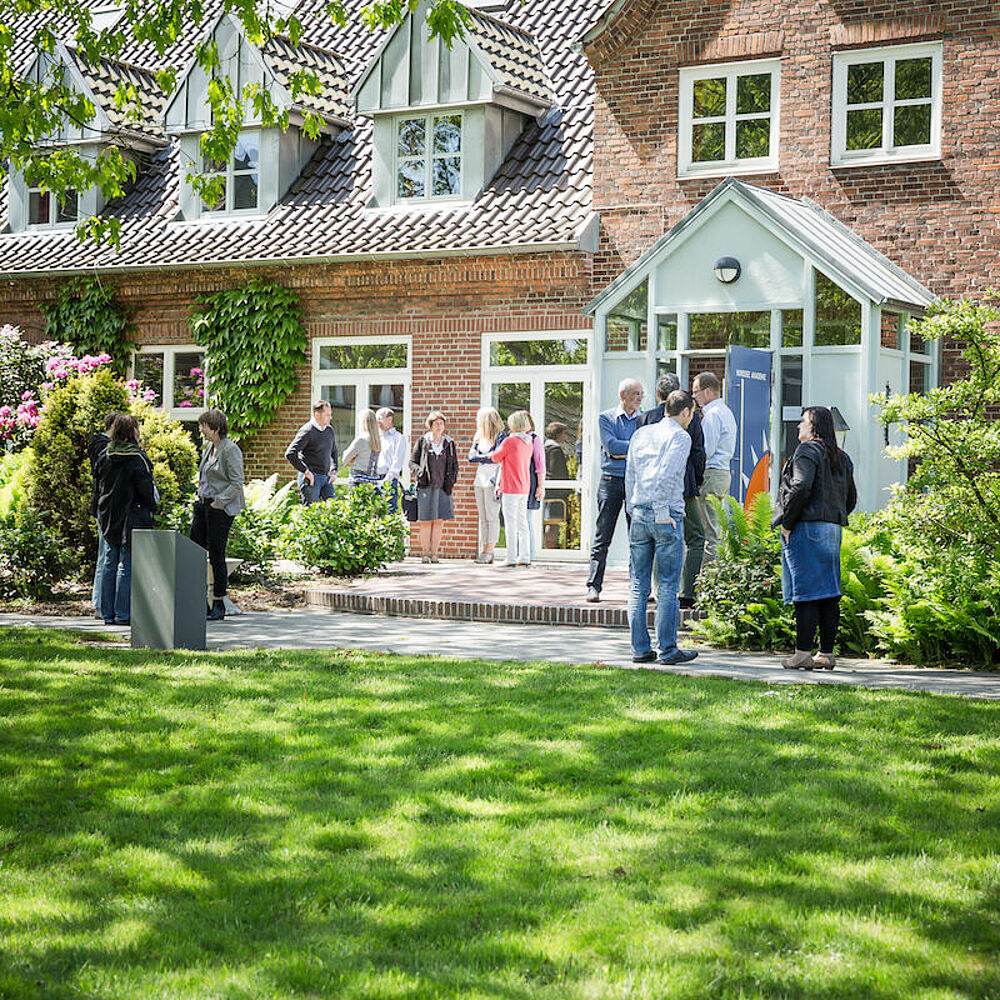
top-left (586, 377), bottom-right (643, 602)
top-left (285, 399), bottom-right (338, 504)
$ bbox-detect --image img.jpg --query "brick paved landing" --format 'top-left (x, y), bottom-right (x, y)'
top-left (303, 558), bottom-right (649, 629)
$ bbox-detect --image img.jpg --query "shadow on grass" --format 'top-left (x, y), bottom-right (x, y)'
top-left (0, 628), bottom-right (998, 999)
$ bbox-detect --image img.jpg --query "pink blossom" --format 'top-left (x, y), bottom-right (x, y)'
top-left (178, 400), bottom-right (193, 408)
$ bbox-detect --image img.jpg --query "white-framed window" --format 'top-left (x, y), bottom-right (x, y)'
top-left (311, 336), bottom-right (412, 481)
top-left (201, 130), bottom-right (260, 214)
top-left (678, 59), bottom-right (780, 177)
top-left (394, 112), bottom-right (463, 202)
top-left (26, 178), bottom-right (78, 227)
top-left (831, 42), bottom-right (942, 167)
top-left (132, 345), bottom-right (208, 422)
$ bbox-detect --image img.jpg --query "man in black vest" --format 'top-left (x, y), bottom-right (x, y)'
top-left (635, 373), bottom-right (706, 607)
top-left (285, 399), bottom-right (338, 504)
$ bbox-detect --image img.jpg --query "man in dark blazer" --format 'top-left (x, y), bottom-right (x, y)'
top-left (636, 373), bottom-right (706, 607)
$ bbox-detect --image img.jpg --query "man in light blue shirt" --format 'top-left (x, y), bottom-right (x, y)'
top-left (692, 371), bottom-right (737, 563)
top-left (586, 376), bottom-right (643, 602)
top-left (624, 390), bottom-right (698, 666)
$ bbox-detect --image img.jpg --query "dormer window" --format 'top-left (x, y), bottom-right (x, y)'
top-left (27, 178), bottom-right (78, 227)
top-left (202, 131), bottom-right (260, 213)
top-left (396, 113), bottom-right (462, 201)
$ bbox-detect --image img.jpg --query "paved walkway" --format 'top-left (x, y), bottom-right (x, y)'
top-left (3, 609), bottom-right (999, 700)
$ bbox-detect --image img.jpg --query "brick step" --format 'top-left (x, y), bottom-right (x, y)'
top-left (303, 586), bottom-right (700, 630)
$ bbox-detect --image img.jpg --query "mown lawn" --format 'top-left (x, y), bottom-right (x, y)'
top-left (0, 627), bottom-right (998, 1000)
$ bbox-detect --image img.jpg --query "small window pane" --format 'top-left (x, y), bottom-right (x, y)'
top-left (135, 353), bottom-right (164, 406)
top-left (202, 178), bottom-right (226, 212)
top-left (657, 314), bottom-right (677, 352)
top-left (846, 108), bottom-right (883, 150)
top-left (815, 272), bottom-right (862, 346)
top-left (692, 122), bottom-right (725, 162)
top-left (433, 115), bottom-right (461, 154)
top-left (232, 173), bottom-right (258, 210)
top-left (847, 61), bottom-right (883, 104)
top-left (174, 352), bottom-right (206, 409)
top-left (321, 383), bottom-right (357, 468)
top-left (895, 58), bottom-right (932, 100)
top-left (397, 118), bottom-right (425, 157)
top-left (782, 310), bottom-right (803, 348)
top-left (490, 339), bottom-right (588, 367)
top-left (780, 355), bottom-right (803, 469)
top-left (735, 119), bottom-right (770, 159)
top-left (432, 156), bottom-right (461, 196)
top-left (368, 384), bottom-right (405, 429)
top-left (234, 134), bottom-right (259, 171)
top-left (893, 104), bottom-right (931, 147)
top-left (319, 344), bottom-right (408, 370)
top-left (492, 382), bottom-right (530, 424)
top-left (397, 159), bottom-right (425, 199)
top-left (605, 280), bottom-right (647, 353)
top-left (29, 190), bottom-right (50, 225)
top-left (909, 360), bottom-right (931, 395)
top-left (736, 73), bottom-right (770, 114)
top-left (689, 312), bottom-right (769, 350)
top-left (881, 312), bottom-right (902, 350)
top-left (692, 77), bottom-right (726, 117)
top-left (56, 190), bottom-right (77, 223)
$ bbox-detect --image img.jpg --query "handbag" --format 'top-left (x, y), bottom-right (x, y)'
top-left (400, 486), bottom-right (419, 522)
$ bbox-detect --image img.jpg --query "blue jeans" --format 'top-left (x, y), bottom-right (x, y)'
top-left (382, 478), bottom-right (400, 514)
top-left (101, 542), bottom-right (132, 624)
top-left (92, 527), bottom-right (110, 612)
top-left (628, 509), bottom-right (684, 659)
top-left (298, 472), bottom-right (336, 504)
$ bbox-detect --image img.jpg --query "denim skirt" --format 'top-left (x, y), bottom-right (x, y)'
top-left (781, 520), bottom-right (843, 603)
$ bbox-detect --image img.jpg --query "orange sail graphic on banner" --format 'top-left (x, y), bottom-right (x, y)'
top-left (744, 452), bottom-right (771, 511)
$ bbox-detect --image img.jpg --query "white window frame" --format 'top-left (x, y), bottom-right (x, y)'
top-left (831, 42), bottom-right (942, 167)
top-left (393, 111), bottom-right (464, 205)
top-left (26, 181), bottom-right (78, 228)
top-left (132, 345), bottom-right (209, 422)
top-left (311, 335), bottom-right (413, 484)
top-left (200, 129), bottom-right (261, 216)
top-left (678, 58), bottom-right (781, 178)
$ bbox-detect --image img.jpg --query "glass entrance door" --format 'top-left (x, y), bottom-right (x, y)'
top-left (486, 374), bottom-right (587, 557)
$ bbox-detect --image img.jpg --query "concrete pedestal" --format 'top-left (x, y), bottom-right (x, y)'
top-left (131, 529), bottom-right (207, 650)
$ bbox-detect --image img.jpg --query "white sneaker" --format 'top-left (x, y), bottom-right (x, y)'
top-left (586, 587), bottom-right (600, 603)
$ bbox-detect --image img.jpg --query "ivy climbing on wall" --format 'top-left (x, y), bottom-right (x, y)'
top-left (41, 276), bottom-right (136, 374)
top-left (190, 279), bottom-right (308, 441)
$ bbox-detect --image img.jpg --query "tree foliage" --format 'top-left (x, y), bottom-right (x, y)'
top-left (2, 0), bottom-right (473, 244)
top-left (190, 279), bottom-right (308, 442)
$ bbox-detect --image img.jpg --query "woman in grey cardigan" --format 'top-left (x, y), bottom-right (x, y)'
top-left (192, 409), bottom-right (245, 621)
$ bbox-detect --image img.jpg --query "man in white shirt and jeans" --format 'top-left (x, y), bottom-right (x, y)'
top-left (624, 390), bottom-right (698, 666)
top-left (376, 407), bottom-right (408, 513)
top-left (691, 371), bottom-right (737, 564)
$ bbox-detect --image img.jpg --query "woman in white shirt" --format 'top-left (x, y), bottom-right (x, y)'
top-left (467, 407), bottom-right (505, 565)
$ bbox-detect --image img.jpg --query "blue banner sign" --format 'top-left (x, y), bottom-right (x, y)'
top-left (726, 345), bottom-right (772, 507)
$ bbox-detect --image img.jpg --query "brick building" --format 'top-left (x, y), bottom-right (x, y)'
top-left (2, 0), bottom-right (998, 561)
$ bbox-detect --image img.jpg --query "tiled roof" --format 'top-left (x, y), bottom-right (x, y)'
top-left (0, 0), bottom-right (609, 275)
top-left (261, 34), bottom-right (351, 124)
top-left (464, 7), bottom-right (554, 105)
top-left (70, 47), bottom-right (168, 141)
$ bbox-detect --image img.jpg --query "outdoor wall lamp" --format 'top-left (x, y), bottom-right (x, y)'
top-left (713, 256), bottom-right (741, 283)
top-left (831, 406), bottom-right (850, 449)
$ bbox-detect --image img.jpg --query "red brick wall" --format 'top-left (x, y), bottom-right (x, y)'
top-left (1, 253), bottom-right (594, 557)
top-left (585, 0), bottom-right (1000, 386)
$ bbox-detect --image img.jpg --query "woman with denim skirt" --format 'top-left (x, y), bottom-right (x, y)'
top-left (772, 405), bottom-right (857, 670)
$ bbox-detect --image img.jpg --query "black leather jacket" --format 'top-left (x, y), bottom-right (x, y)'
top-left (772, 440), bottom-right (857, 530)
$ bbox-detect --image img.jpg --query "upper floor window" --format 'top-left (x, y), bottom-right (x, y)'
top-left (678, 59), bottom-right (780, 177)
top-left (831, 42), bottom-right (942, 167)
top-left (27, 184), bottom-right (78, 227)
top-left (395, 113), bottom-right (462, 202)
top-left (202, 131), bottom-right (260, 214)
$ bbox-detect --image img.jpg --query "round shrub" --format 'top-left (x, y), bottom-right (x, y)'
top-left (281, 485), bottom-right (406, 577)
top-left (0, 510), bottom-right (78, 600)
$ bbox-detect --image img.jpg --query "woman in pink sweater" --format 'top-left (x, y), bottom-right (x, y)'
top-left (490, 410), bottom-right (533, 566)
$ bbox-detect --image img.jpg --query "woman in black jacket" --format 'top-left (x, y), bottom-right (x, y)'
top-left (410, 410), bottom-right (458, 563)
top-left (772, 405), bottom-right (857, 670)
top-left (96, 412), bottom-right (158, 626)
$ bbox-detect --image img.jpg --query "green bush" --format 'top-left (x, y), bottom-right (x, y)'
top-left (691, 492), bottom-right (885, 657)
top-left (280, 484), bottom-right (406, 577)
top-left (0, 452), bottom-right (30, 521)
top-left (24, 369), bottom-right (197, 571)
top-left (0, 510), bottom-right (78, 600)
top-left (227, 474), bottom-right (298, 581)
